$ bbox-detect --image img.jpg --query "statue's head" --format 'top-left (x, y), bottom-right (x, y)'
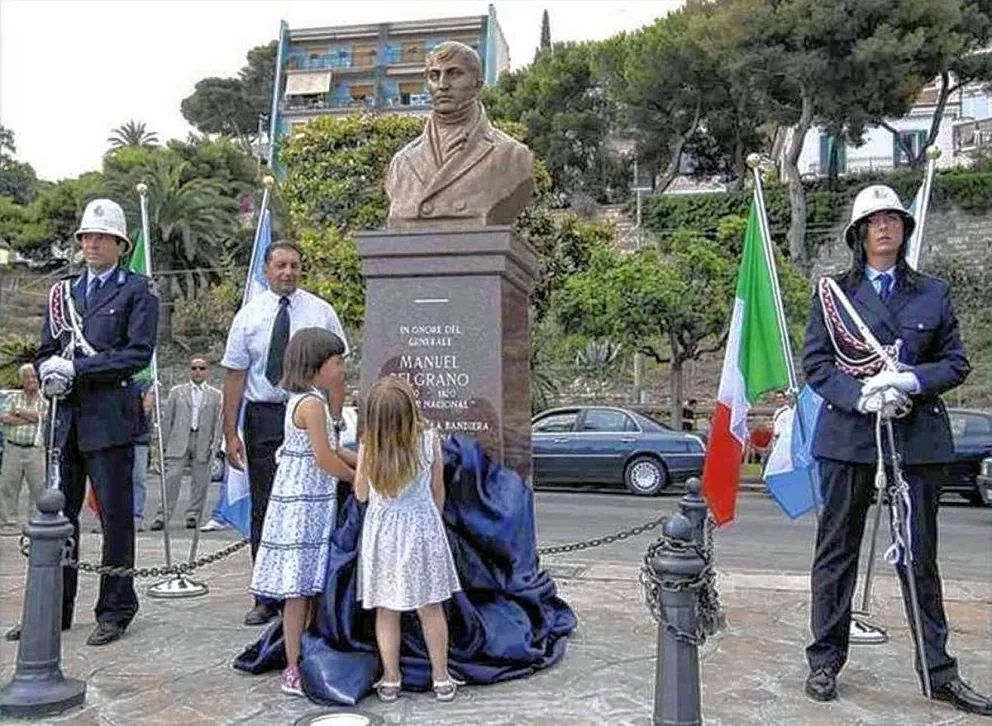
top-left (425, 41), bottom-right (484, 115)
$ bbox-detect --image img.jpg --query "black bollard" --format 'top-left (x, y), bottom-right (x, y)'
top-left (0, 488), bottom-right (86, 718)
top-left (678, 478), bottom-right (708, 547)
top-left (647, 513), bottom-right (705, 726)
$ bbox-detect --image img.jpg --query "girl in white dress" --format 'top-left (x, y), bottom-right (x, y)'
top-left (249, 328), bottom-right (355, 696)
top-left (354, 376), bottom-right (462, 703)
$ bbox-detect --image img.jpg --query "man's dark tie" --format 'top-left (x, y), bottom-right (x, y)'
top-left (265, 296), bottom-right (291, 386)
top-left (878, 272), bottom-right (893, 303)
top-left (83, 277), bottom-right (101, 311)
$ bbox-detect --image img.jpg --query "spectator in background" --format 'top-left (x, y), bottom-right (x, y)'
top-left (132, 380), bottom-right (155, 532)
top-left (770, 390), bottom-right (792, 450)
top-left (681, 398), bottom-right (698, 431)
top-left (0, 364), bottom-right (45, 534)
top-left (151, 357), bottom-right (223, 530)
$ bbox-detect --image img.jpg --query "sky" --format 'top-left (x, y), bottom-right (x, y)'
top-left (0, 0), bottom-right (682, 182)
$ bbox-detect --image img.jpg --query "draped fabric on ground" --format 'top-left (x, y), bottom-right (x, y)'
top-left (232, 435), bottom-right (577, 705)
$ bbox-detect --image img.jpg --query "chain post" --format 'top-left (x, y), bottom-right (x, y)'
top-left (678, 478), bottom-right (708, 546)
top-left (644, 513), bottom-right (705, 726)
top-left (678, 477), bottom-right (725, 636)
top-left (1, 489), bottom-right (86, 718)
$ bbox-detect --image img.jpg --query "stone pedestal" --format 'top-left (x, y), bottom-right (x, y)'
top-left (356, 226), bottom-right (538, 480)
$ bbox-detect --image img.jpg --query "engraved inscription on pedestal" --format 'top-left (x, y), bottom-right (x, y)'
top-left (357, 227), bottom-right (537, 479)
top-left (375, 291), bottom-right (501, 455)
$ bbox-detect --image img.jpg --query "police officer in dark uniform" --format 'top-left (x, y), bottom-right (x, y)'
top-left (5, 198), bottom-right (158, 647)
top-left (802, 185), bottom-right (991, 715)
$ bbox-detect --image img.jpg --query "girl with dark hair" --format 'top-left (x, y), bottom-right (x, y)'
top-left (249, 327), bottom-right (355, 697)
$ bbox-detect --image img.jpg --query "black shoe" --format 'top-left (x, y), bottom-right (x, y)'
top-left (805, 668), bottom-right (837, 702)
top-left (933, 678), bottom-right (992, 716)
top-left (243, 604), bottom-right (278, 626)
top-left (86, 622), bottom-right (126, 646)
top-left (5, 622), bottom-right (71, 641)
top-left (185, 518), bottom-right (197, 529)
top-left (150, 520), bottom-right (164, 532)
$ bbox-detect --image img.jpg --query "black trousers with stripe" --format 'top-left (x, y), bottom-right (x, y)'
top-left (807, 459), bottom-right (958, 690)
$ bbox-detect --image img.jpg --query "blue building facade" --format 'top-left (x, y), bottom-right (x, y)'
top-left (267, 6), bottom-right (510, 177)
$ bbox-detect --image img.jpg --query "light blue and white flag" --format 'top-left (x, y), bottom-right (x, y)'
top-left (216, 207), bottom-right (273, 537)
top-left (243, 209), bottom-right (273, 305)
top-left (763, 385), bottom-right (824, 519)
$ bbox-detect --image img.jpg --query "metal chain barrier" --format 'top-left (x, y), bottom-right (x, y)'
top-left (696, 514), bottom-right (726, 637)
top-left (639, 515), bottom-right (724, 647)
top-left (536, 514), bottom-right (669, 556)
top-left (17, 514), bottom-right (669, 576)
top-left (19, 534), bottom-right (249, 579)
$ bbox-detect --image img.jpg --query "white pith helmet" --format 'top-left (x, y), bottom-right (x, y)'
top-left (74, 199), bottom-right (132, 254)
top-left (843, 184), bottom-right (915, 249)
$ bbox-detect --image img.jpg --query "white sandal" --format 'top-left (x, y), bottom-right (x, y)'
top-left (433, 674), bottom-right (465, 702)
top-left (373, 678), bottom-right (401, 702)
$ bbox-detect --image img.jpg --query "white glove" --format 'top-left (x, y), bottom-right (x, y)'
top-left (856, 386), bottom-right (910, 418)
top-left (39, 356), bottom-right (75, 381)
top-left (862, 370), bottom-right (919, 396)
top-left (42, 373), bottom-right (71, 398)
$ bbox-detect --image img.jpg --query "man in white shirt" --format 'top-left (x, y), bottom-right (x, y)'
top-left (150, 357), bottom-right (222, 530)
top-left (220, 241), bottom-right (348, 626)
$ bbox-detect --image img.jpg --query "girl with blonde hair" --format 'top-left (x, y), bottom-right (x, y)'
top-left (354, 375), bottom-right (462, 702)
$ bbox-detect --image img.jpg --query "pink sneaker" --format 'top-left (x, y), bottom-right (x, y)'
top-left (281, 665), bottom-right (303, 696)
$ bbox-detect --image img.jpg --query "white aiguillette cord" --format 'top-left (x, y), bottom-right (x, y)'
top-left (820, 277), bottom-right (901, 373)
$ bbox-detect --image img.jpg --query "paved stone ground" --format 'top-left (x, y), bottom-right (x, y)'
top-left (1, 529), bottom-right (990, 725)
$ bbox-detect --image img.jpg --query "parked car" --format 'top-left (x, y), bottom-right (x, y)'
top-left (947, 408), bottom-right (992, 506)
top-left (977, 456), bottom-right (992, 507)
top-left (531, 406), bottom-right (706, 495)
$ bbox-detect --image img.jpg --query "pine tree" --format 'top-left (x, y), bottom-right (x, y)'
top-left (540, 9), bottom-right (551, 50)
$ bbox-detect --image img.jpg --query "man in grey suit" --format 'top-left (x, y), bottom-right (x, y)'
top-left (151, 357), bottom-right (222, 530)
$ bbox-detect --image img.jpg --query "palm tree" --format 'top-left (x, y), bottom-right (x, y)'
top-left (107, 120), bottom-right (160, 150)
top-left (103, 152), bottom-right (239, 340)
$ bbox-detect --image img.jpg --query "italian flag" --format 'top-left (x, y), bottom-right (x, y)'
top-left (701, 198), bottom-right (790, 525)
top-left (127, 229), bottom-right (154, 382)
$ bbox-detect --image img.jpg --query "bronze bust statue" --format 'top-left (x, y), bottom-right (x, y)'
top-left (385, 41), bottom-right (535, 230)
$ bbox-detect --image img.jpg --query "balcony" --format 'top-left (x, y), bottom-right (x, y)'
top-left (282, 94), bottom-right (377, 114)
top-left (382, 48), bottom-right (428, 66)
top-left (803, 155), bottom-right (896, 178)
top-left (285, 52), bottom-right (377, 72)
top-left (384, 94), bottom-right (432, 109)
top-left (954, 118), bottom-right (992, 154)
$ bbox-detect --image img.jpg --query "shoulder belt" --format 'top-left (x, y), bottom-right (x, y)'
top-left (48, 280), bottom-right (98, 358)
top-left (818, 277), bottom-right (902, 378)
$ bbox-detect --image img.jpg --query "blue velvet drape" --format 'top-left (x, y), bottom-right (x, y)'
top-left (232, 435), bottom-right (577, 705)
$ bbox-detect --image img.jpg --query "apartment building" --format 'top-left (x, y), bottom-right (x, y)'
top-left (267, 5), bottom-right (510, 174)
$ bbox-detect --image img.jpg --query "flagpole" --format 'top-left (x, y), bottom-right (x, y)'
top-left (906, 146), bottom-right (941, 271)
top-left (746, 154), bottom-right (797, 390)
top-left (242, 176), bottom-right (275, 309)
top-left (217, 174), bottom-right (275, 540)
top-left (136, 183), bottom-right (208, 599)
top-left (135, 183), bottom-right (174, 574)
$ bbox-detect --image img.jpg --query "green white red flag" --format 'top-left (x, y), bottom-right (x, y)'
top-left (701, 197), bottom-right (791, 525)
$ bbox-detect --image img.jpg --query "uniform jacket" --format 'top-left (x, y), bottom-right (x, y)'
top-left (36, 269), bottom-right (158, 452)
top-left (385, 105), bottom-right (534, 229)
top-left (160, 381), bottom-right (222, 462)
top-left (802, 271), bottom-right (970, 465)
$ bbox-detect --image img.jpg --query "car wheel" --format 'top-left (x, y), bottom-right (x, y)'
top-left (624, 455), bottom-right (668, 496)
top-left (210, 451), bottom-right (226, 482)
